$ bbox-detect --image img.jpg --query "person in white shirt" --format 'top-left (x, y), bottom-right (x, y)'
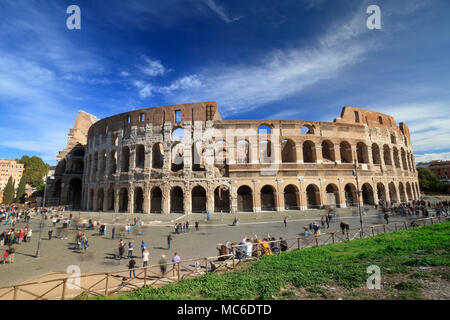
top-left (142, 249), bottom-right (150, 267)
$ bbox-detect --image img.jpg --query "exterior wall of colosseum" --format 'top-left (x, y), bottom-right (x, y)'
top-left (75, 102), bottom-right (420, 214)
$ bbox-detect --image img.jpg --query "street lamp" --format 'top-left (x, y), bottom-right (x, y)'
top-left (352, 159), bottom-right (364, 236)
top-left (35, 170), bottom-right (53, 258)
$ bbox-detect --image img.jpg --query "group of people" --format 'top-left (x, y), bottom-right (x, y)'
top-left (217, 235), bottom-right (289, 261)
top-left (75, 230), bottom-right (89, 251)
top-left (174, 221), bottom-right (200, 233)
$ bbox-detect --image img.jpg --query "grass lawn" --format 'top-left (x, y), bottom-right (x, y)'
top-left (93, 222), bottom-right (450, 300)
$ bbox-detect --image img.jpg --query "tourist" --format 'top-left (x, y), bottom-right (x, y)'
top-left (245, 237), bottom-right (253, 258)
top-left (2, 249), bottom-right (8, 264)
top-left (8, 246), bottom-right (15, 264)
top-left (142, 249), bottom-right (149, 267)
top-left (82, 235), bottom-right (88, 252)
top-left (283, 217), bottom-right (287, 228)
top-left (261, 238), bottom-right (272, 256)
top-left (112, 226), bottom-right (115, 239)
top-left (128, 257), bottom-right (136, 278)
top-left (384, 212), bottom-right (390, 224)
top-left (118, 239), bottom-right (125, 260)
top-left (159, 255), bottom-right (167, 277)
top-left (172, 252), bottom-right (181, 277)
top-left (216, 243), bottom-right (228, 261)
top-left (128, 240), bottom-right (134, 258)
top-left (270, 236), bottom-right (280, 254)
top-left (141, 240), bottom-right (147, 258)
top-left (167, 234), bottom-right (172, 250)
top-left (185, 221), bottom-right (189, 232)
top-left (195, 221), bottom-right (199, 231)
top-left (48, 229), bottom-right (53, 240)
top-left (280, 237), bottom-right (288, 252)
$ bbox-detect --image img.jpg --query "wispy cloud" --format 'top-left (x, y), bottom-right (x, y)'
top-left (415, 152), bottom-right (450, 163)
top-left (140, 56), bottom-right (166, 77)
top-left (203, 0), bottom-right (243, 23)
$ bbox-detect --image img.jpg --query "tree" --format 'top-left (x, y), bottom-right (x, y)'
top-left (18, 155), bottom-right (50, 188)
top-left (15, 175), bottom-right (27, 203)
top-left (417, 167), bottom-right (446, 194)
top-left (3, 176), bottom-right (15, 204)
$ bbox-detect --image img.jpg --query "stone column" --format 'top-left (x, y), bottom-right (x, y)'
top-left (114, 188), bottom-right (120, 213)
top-left (128, 185), bottom-right (134, 214)
top-left (315, 146), bottom-right (323, 164)
top-left (162, 184), bottom-right (170, 215)
top-left (334, 146), bottom-right (341, 164)
top-left (250, 144), bottom-right (259, 164)
top-left (252, 180), bottom-right (260, 212)
top-left (296, 145), bottom-right (304, 164)
top-left (184, 185), bottom-right (192, 215)
top-left (143, 182), bottom-right (150, 214)
top-left (206, 183), bottom-right (214, 214)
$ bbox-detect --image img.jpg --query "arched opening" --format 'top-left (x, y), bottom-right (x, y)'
top-left (259, 140), bottom-right (272, 163)
top-left (99, 151), bottom-right (106, 175)
top-left (135, 145), bottom-right (145, 169)
top-left (257, 125), bottom-right (272, 135)
top-left (214, 186), bottom-right (230, 213)
top-left (119, 188), bottom-right (128, 212)
top-left (391, 134), bottom-right (396, 144)
top-left (121, 147), bottom-right (130, 172)
top-left (107, 187), bottom-right (115, 211)
top-left (401, 148), bottom-right (408, 170)
top-left (301, 125), bottom-right (314, 135)
top-left (325, 184), bottom-right (340, 207)
top-left (306, 184), bottom-right (320, 209)
top-left (284, 185), bottom-right (299, 210)
top-left (260, 185), bottom-right (276, 211)
top-left (236, 140), bottom-right (250, 164)
top-left (150, 187), bottom-right (162, 213)
top-left (134, 187), bottom-right (144, 213)
top-left (52, 179), bottom-right (62, 199)
top-left (322, 140), bottom-right (335, 162)
top-left (237, 186), bottom-right (253, 212)
top-left (398, 182), bottom-right (407, 202)
top-left (172, 128), bottom-right (184, 140)
top-left (372, 144), bottom-right (381, 165)
top-left (383, 145), bottom-right (392, 166)
top-left (281, 139), bottom-right (296, 163)
top-left (303, 141), bottom-right (316, 163)
top-left (88, 189), bottom-right (94, 211)
top-left (71, 159), bottom-right (84, 173)
top-left (192, 186), bottom-right (206, 213)
top-left (389, 183), bottom-right (398, 203)
top-left (170, 187), bottom-right (184, 213)
top-left (357, 142), bottom-right (369, 164)
top-left (68, 178), bottom-right (82, 210)
top-left (393, 148), bottom-right (401, 168)
top-left (214, 141), bottom-right (227, 165)
top-left (361, 183), bottom-right (375, 205)
top-left (97, 188), bottom-right (104, 211)
top-left (152, 143), bottom-right (164, 169)
top-left (406, 182), bottom-right (413, 201)
top-left (110, 150), bottom-right (117, 174)
top-left (93, 152), bottom-right (98, 174)
top-left (377, 183), bottom-right (386, 202)
top-left (340, 141), bottom-right (352, 164)
top-left (192, 142), bottom-right (205, 171)
top-left (344, 183), bottom-right (357, 207)
top-left (171, 143), bottom-right (184, 172)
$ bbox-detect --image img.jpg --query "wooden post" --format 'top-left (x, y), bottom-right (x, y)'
top-left (13, 286), bottom-right (18, 300)
top-left (371, 227), bottom-right (375, 237)
top-left (143, 268), bottom-right (147, 287)
top-left (204, 258), bottom-right (208, 273)
top-left (404, 222), bottom-right (407, 230)
top-left (346, 231), bottom-right (350, 241)
top-left (104, 273), bottom-right (109, 296)
top-left (177, 263), bottom-right (181, 282)
top-left (62, 279), bottom-right (67, 300)
top-left (331, 233), bottom-right (335, 244)
top-left (297, 238), bottom-right (300, 250)
top-left (438, 216), bottom-right (441, 223)
top-left (430, 217), bottom-right (434, 224)
top-left (383, 224), bottom-right (386, 233)
top-left (315, 236), bottom-right (319, 247)
top-left (232, 248), bottom-right (236, 268)
top-left (394, 223), bottom-right (397, 231)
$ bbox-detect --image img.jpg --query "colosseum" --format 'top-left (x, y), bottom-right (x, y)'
top-left (48, 102), bottom-right (421, 214)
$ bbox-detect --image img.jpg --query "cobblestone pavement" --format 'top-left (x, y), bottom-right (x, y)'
top-left (0, 208), bottom-right (433, 287)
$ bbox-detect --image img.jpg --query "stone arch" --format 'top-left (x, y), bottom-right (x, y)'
top-left (383, 145), bottom-right (392, 165)
top-left (401, 148), bottom-right (408, 170)
top-left (214, 140), bottom-right (228, 165)
top-left (257, 124), bottom-right (272, 135)
top-left (93, 152), bottom-right (98, 174)
top-left (398, 182), bottom-right (407, 202)
top-left (150, 187), bottom-right (162, 213)
top-left (236, 140), bottom-right (250, 164)
top-left (372, 143), bottom-right (381, 165)
top-left (325, 183), bottom-right (340, 207)
top-left (306, 184), bottom-right (321, 209)
top-left (377, 183), bottom-right (386, 202)
top-left (259, 139), bottom-right (273, 163)
top-left (170, 186), bottom-right (184, 213)
top-left (192, 142), bottom-right (205, 171)
top-left (322, 140), bottom-right (335, 162)
top-left (52, 179), bottom-right (62, 199)
top-left (356, 142), bottom-right (369, 164)
top-left (192, 185), bottom-right (206, 213)
top-left (119, 188), bottom-right (128, 212)
top-left (99, 150), bottom-right (106, 175)
top-left (134, 187), bottom-right (144, 213)
top-left (388, 182), bottom-right (398, 203)
top-left (237, 185), bottom-right (253, 212)
top-left (106, 186), bottom-right (115, 211)
top-left (172, 127), bottom-right (184, 140)
top-left (109, 150), bottom-right (117, 174)
top-left (121, 146), bottom-right (130, 172)
top-left (135, 144), bottom-right (145, 169)
top-left (152, 143), bottom-right (164, 169)
top-left (284, 184), bottom-right (299, 210)
top-left (391, 133), bottom-right (396, 144)
top-left (68, 178), bottom-right (82, 210)
top-left (214, 186), bottom-right (230, 213)
top-left (301, 124), bottom-right (315, 135)
top-left (97, 188), bottom-right (104, 211)
top-left (393, 147), bottom-right (401, 168)
top-left (303, 140), bottom-right (316, 163)
top-left (88, 189), bottom-right (94, 211)
top-left (361, 183), bottom-right (375, 205)
top-left (340, 141), bottom-right (353, 163)
top-left (260, 185), bottom-right (276, 211)
top-left (171, 142), bottom-right (184, 172)
top-left (281, 139), bottom-right (296, 163)
top-left (406, 182), bottom-right (413, 201)
top-left (344, 183), bottom-right (357, 207)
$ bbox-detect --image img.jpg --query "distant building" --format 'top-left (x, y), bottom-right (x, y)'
top-left (0, 159), bottom-right (24, 190)
top-left (417, 160), bottom-right (450, 184)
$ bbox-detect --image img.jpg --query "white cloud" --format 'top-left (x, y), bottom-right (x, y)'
top-left (415, 152), bottom-right (450, 164)
top-left (134, 81), bottom-right (154, 98)
top-left (204, 0), bottom-right (243, 23)
top-left (140, 56), bottom-right (165, 77)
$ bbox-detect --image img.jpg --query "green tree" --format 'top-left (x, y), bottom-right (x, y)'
top-left (18, 155), bottom-right (50, 187)
top-left (417, 167), bottom-right (446, 193)
top-left (3, 176), bottom-right (15, 204)
top-left (15, 175), bottom-right (27, 203)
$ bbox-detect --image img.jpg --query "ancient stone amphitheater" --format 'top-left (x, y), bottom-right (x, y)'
top-left (51, 102), bottom-right (420, 214)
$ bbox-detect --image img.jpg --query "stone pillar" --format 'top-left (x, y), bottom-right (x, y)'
top-left (296, 145), bottom-right (304, 164)
top-left (114, 189), bottom-right (120, 213)
top-left (103, 192), bottom-right (108, 212)
top-left (334, 146), bottom-right (341, 164)
top-left (184, 185), bottom-right (191, 215)
top-left (315, 146), bottom-right (323, 164)
top-left (252, 180), bottom-right (260, 212)
top-left (367, 146), bottom-right (373, 166)
top-left (129, 145), bottom-right (136, 171)
top-left (143, 183), bottom-right (150, 214)
top-left (250, 144), bottom-right (259, 164)
top-left (206, 183), bottom-right (214, 214)
top-left (128, 185), bottom-right (134, 214)
top-left (162, 184), bottom-right (170, 215)
top-left (230, 187), bottom-right (238, 214)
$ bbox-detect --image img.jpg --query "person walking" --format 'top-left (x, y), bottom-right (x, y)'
top-left (118, 239), bottom-right (125, 260)
top-left (159, 255), bottom-right (167, 277)
top-left (112, 226), bottom-right (115, 239)
top-left (172, 252), bottom-right (181, 277)
top-left (48, 229), bottom-right (53, 240)
top-left (7, 246), bottom-right (15, 264)
top-left (384, 212), bottom-right (390, 224)
top-left (128, 257), bottom-right (136, 279)
top-left (128, 240), bottom-right (134, 258)
top-left (141, 240), bottom-right (147, 258)
top-left (167, 234), bottom-right (172, 250)
top-left (195, 221), bottom-right (199, 231)
top-left (142, 249), bottom-right (149, 267)
top-left (283, 217), bottom-right (287, 228)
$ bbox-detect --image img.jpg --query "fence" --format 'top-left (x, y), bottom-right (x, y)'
top-left (0, 215), bottom-right (447, 300)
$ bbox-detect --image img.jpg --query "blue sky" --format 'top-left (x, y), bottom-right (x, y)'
top-left (0, 0), bottom-right (449, 165)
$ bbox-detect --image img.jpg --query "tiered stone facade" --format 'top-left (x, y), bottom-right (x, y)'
top-left (75, 102), bottom-right (420, 214)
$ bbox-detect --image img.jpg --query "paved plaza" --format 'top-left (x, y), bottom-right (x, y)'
top-left (0, 207), bottom-right (430, 287)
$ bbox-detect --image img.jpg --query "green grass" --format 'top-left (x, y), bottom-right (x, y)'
top-left (93, 222), bottom-right (450, 300)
